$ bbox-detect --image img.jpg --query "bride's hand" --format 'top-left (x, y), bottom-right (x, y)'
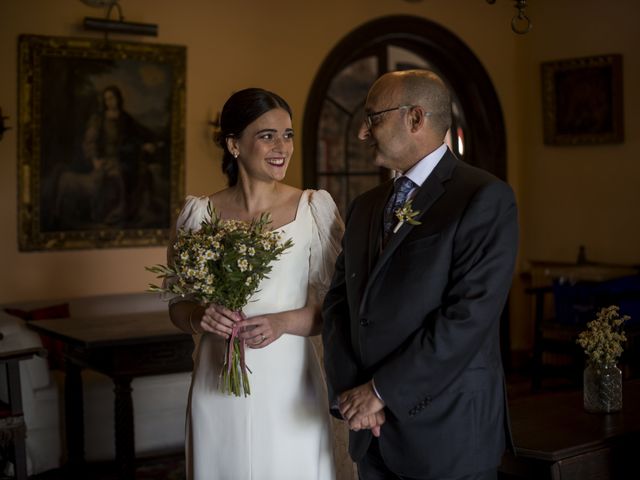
top-left (237, 313), bottom-right (283, 349)
top-left (200, 304), bottom-right (241, 339)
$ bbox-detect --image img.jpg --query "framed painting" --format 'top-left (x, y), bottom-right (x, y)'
top-left (541, 54), bottom-right (623, 146)
top-left (18, 35), bottom-right (186, 250)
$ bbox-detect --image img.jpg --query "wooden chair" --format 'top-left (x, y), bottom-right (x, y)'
top-left (0, 404), bottom-right (27, 479)
top-left (528, 284), bottom-right (583, 391)
top-left (0, 342), bottom-right (45, 479)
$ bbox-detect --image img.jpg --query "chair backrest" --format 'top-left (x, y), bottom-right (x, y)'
top-left (553, 274), bottom-right (640, 326)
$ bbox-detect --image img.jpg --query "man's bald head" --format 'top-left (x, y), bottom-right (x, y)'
top-left (370, 70), bottom-right (452, 139)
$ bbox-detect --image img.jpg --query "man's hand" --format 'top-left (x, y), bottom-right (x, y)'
top-left (339, 381), bottom-right (385, 434)
top-left (347, 410), bottom-right (386, 437)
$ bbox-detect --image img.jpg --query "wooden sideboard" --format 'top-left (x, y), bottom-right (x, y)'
top-left (500, 380), bottom-right (640, 480)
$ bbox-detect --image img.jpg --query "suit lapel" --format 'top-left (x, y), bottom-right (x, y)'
top-left (364, 151), bottom-right (458, 301)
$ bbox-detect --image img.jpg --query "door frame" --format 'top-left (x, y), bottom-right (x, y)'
top-left (302, 15), bottom-right (507, 186)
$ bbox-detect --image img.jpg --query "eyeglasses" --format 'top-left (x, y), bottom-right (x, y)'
top-left (364, 105), bottom-right (433, 129)
top-left (364, 105), bottom-right (413, 129)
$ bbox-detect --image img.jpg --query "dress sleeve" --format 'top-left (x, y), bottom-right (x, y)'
top-left (308, 190), bottom-right (345, 305)
top-left (307, 192), bottom-right (352, 479)
top-left (176, 195), bottom-right (211, 232)
top-left (164, 195), bottom-right (210, 302)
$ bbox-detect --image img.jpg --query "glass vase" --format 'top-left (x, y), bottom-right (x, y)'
top-left (583, 362), bottom-right (622, 413)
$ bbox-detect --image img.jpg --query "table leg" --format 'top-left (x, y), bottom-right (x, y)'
top-left (64, 358), bottom-right (85, 476)
top-left (13, 434), bottom-right (28, 480)
top-left (6, 361), bottom-right (28, 480)
top-left (114, 376), bottom-right (135, 480)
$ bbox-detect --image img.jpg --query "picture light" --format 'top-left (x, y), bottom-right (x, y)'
top-left (82, 0), bottom-right (158, 37)
top-left (83, 17), bottom-right (158, 36)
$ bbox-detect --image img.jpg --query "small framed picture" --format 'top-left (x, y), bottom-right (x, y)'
top-left (541, 54), bottom-right (623, 146)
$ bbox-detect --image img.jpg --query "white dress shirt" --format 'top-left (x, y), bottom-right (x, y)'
top-left (396, 142), bottom-right (448, 197)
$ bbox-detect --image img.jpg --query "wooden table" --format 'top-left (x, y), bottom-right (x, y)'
top-left (500, 380), bottom-right (640, 480)
top-left (28, 312), bottom-right (193, 480)
top-left (0, 346), bottom-right (45, 480)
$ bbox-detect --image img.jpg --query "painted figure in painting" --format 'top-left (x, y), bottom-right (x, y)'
top-left (54, 85), bottom-right (160, 228)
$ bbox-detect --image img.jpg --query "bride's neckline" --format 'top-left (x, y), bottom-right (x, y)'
top-left (207, 189), bottom-right (308, 231)
top-left (272, 189), bottom-right (307, 231)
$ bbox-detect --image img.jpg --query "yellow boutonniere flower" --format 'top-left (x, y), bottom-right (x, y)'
top-left (393, 199), bottom-right (422, 233)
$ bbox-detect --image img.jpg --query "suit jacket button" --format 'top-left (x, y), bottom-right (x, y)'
top-left (351, 273), bottom-right (356, 279)
top-left (360, 318), bottom-right (369, 326)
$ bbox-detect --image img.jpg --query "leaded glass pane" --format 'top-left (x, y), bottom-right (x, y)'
top-left (327, 56), bottom-right (378, 112)
top-left (317, 99), bottom-right (348, 173)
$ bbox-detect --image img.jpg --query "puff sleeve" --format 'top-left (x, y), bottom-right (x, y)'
top-left (308, 190), bottom-right (345, 305)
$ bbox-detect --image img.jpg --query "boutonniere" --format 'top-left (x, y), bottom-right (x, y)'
top-left (393, 199), bottom-right (422, 233)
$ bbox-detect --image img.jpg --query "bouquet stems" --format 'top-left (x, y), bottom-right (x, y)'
top-left (219, 318), bottom-right (251, 397)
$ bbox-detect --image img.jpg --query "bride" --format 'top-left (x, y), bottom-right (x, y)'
top-left (167, 87), bottom-right (352, 479)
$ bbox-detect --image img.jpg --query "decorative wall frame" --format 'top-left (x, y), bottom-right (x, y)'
top-left (541, 54), bottom-right (623, 146)
top-left (18, 35), bottom-right (186, 250)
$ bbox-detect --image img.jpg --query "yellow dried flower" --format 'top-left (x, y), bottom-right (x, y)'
top-left (393, 199), bottom-right (421, 234)
top-left (577, 305), bottom-right (630, 366)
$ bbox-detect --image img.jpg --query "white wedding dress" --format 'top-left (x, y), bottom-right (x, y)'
top-left (172, 189), bottom-right (348, 480)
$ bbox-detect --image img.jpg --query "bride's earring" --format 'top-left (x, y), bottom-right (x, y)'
top-left (233, 152), bottom-right (239, 158)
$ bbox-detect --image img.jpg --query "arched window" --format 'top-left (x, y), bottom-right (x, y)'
top-left (303, 15), bottom-right (506, 216)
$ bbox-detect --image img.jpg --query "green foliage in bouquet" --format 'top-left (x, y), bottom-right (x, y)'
top-left (147, 203), bottom-right (293, 396)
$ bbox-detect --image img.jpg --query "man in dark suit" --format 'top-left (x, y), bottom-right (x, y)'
top-left (322, 69), bottom-right (518, 480)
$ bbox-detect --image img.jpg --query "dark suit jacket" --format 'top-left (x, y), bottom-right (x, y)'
top-left (322, 150), bottom-right (518, 479)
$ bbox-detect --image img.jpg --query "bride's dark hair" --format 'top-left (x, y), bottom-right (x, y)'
top-left (213, 88), bottom-right (292, 186)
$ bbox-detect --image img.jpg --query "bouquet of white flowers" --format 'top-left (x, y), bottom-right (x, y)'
top-left (147, 204), bottom-right (293, 397)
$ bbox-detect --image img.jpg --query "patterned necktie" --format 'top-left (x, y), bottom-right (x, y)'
top-left (383, 176), bottom-right (416, 241)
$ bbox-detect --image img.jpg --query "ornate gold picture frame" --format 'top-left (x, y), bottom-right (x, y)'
top-left (541, 54), bottom-right (624, 146)
top-left (18, 35), bottom-right (186, 250)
